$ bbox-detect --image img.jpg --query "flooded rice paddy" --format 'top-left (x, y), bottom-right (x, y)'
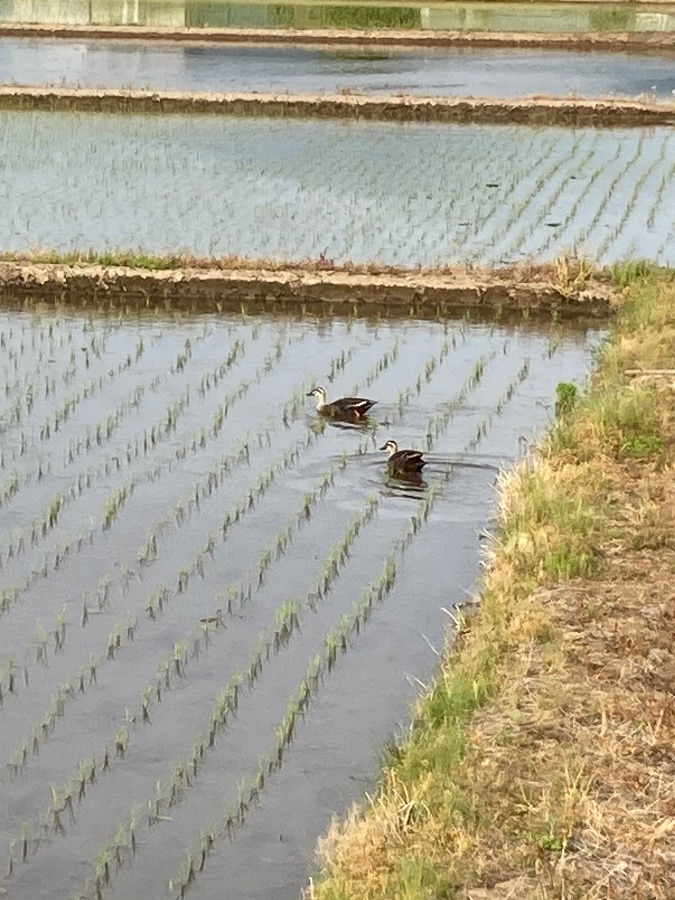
top-left (1, 0), bottom-right (674, 33)
top-left (2, 38), bottom-right (675, 99)
top-left (0, 303), bottom-right (601, 898)
top-left (0, 111), bottom-right (673, 267)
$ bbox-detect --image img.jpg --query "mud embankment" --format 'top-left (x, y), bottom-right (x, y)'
top-left (0, 261), bottom-right (618, 317)
top-left (0, 23), bottom-right (673, 53)
top-left (0, 85), bottom-right (673, 126)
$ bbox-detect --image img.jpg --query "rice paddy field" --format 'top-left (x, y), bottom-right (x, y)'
top-left (2, 39), bottom-right (675, 98)
top-left (0, 303), bottom-right (602, 899)
top-left (0, 111), bottom-right (672, 267)
top-left (0, 0), bottom-right (672, 895)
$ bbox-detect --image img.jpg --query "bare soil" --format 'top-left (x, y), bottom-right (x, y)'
top-left (0, 85), bottom-right (673, 125)
top-left (0, 260), bottom-right (618, 316)
top-left (0, 23), bottom-right (673, 53)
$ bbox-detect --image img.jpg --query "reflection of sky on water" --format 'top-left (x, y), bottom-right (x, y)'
top-left (0, 113), bottom-right (672, 266)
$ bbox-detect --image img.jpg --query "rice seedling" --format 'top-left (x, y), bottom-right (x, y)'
top-left (0, 301), bottom-right (601, 898)
top-left (160, 480), bottom-right (445, 894)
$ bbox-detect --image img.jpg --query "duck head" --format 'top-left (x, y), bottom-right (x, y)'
top-left (306, 386), bottom-right (327, 410)
top-left (379, 440), bottom-right (399, 457)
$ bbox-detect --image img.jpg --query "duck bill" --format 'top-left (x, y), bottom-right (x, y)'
top-left (378, 444), bottom-right (388, 451)
top-left (306, 391), bottom-right (315, 397)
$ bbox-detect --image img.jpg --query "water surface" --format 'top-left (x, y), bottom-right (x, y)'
top-left (0, 304), bottom-right (601, 898)
top-left (0, 112), bottom-right (672, 266)
top-left (1, 37), bottom-right (674, 98)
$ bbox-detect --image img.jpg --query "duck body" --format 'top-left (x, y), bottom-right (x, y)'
top-left (380, 440), bottom-right (427, 473)
top-left (307, 386), bottom-right (376, 419)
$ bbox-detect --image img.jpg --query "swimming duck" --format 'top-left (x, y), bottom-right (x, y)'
top-left (306, 386), bottom-right (376, 419)
top-left (380, 440), bottom-right (427, 473)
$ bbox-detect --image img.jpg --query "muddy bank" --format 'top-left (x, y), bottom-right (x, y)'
top-left (0, 261), bottom-right (618, 317)
top-left (0, 23), bottom-right (673, 52)
top-left (0, 85), bottom-right (672, 125)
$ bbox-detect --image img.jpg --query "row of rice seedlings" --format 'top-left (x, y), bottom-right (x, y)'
top-left (155, 336), bottom-right (286, 469)
top-left (141, 456), bottom-right (357, 704)
top-left (349, 336), bottom-right (402, 395)
top-left (468, 135), bottom-right (563, 245)
top-left (572, 137), bottom-right (649, 259)
top-left (4, 371), bottom-right (141, 464)
top-left (68, 490), bottom-right (385, 898)
top-left (0, 350), bottom-right (333, 624)
top-left (647, 158), bottom-right (675, 233)
top-left (196, 338), bottom-right (245, 397)
top-left (13, 327), bottom-right (317, 586)
top-left (164, 483), bottom-right (445, 898)
top-left (1, 436), bottom-right (347, 769)
top-left (575, 145), bottom-right (648, 255)
top-left (0, 341), bottom-right (255, 613)
top-left (0, 334), bottom-right (145, 461)
top-left (3, 337), bottom-right (245, 562)
top-left (595, 137), bottom-right (670, 260)
top-left (0, 324), bottom-right (109, 399)
top-left (495, 133), bottom-right (593, 258)
top-left (12, 470), bottom-right (376, 876)
top-left (325, 346), bottom-right (355, 384)
top-left (423, 351), bottom-right (498, 452)
top-left (0, 336), bottom-right (380, 704)
top-left (390, 327), bottom-right (466, 426)
top-left (64, 330), bottom-right (324, 564)
top-left (463, 357), bottom-right (532, 454)
top-left (597, 135), bottom-right (656, 246)
top-left (1, 440), bottom-right (146, 578)
top-left (0, 606), bottom-right (68, 707)
top-left (0, 490), bottom-right (65, 571)
top-left (0, 377), bottom-right (286, 624)
top-left (0, 466), bottom-right (139, 616)
top-left (156, 486), bottom-right (379, 754)
top-left (540, 155), bottom-right (629, 259)
top-left (3, 316), bottom-right (213, 476)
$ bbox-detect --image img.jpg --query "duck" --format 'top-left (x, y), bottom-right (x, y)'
top-left (306, 386), bottom-right (377, 419)
top-left (380, 440), bottom-right (427, 474)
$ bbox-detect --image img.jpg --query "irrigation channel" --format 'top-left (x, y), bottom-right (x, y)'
top-left (2, 38), bottom-right (675, 98)
top-left (0, 111), bottom-right (673, 266)
top-left (1, 0), bottom-right (674, 33)
top-left (0, 301), bottom-right (602, 899)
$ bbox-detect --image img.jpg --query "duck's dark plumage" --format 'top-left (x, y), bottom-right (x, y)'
top-left (307, 387), bottom-right (376, 419)
top-left (380, 440), bottom-right (427, 473)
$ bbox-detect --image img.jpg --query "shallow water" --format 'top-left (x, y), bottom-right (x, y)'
top-left (0, 303), bottom-right (601, 898)
top-left (0, 0), bottom-right (674, 33)
top-left (0, 111), bottom-right (673, 266)
top-left (2, 37), bottom-right (674, 98)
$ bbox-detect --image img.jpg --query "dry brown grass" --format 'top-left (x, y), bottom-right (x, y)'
top-left (309, 270), bottom-right (675, 900)
top-left (0, 248), bottom-right (609, 284)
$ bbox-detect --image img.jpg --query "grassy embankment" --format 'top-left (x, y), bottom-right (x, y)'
top-left (310, 264), bottom-right (675, 900)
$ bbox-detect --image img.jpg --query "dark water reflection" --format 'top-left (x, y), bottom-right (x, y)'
top-left (1, 37), bottom-right (674, 98)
